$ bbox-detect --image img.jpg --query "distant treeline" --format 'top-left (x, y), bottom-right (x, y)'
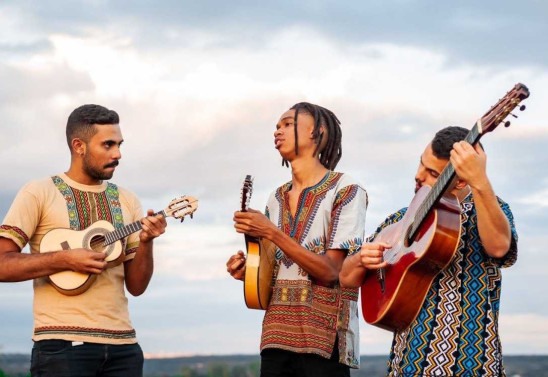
top-left (2, 354), bottom-right (548, 377)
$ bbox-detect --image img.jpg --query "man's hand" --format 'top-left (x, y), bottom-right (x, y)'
top-left (61, 248), bottom-right (107, 275)
top-left (226, 250), bottom-right (246, 281)
top-left (139, 209), bottom-right (167, 243)
top-left (233, 208), bottom-right (276, 239)
top-left (450, 141), bottom-right (488, 190)
top-left (359, 242), bottom-right (391, 270)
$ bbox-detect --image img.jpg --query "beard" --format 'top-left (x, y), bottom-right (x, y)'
top-left (83, 155), bottom-right (117, 181)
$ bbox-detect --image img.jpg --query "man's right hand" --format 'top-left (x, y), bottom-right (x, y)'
top-left (226, 250), bottom-right (246, 281)
top-left (359, 242), bottom-right (391, 270)
top-left (62, 249), bottom-right (107, 275)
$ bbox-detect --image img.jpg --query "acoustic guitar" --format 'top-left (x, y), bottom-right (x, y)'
top-left (361, 83), bottom-right (530, 331)
top-left (40, 195), bottom-right (199, 296)
top-left (240, 175), bottom-right (277, 310)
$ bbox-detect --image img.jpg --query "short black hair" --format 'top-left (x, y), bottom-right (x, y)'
top-left (285, 102), bottom-right (342, 170)
top-left (66, 104), bottom-right (119, 150)
top-left (431, 126), bottom-right (479, 159)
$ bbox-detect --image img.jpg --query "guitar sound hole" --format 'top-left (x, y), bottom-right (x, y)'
top-left (89, 235), bottom-right (106, 253)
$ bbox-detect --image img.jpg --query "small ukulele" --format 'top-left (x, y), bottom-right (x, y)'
top-left (240, 175), bottom-right (276, 310)
top-left (40, 195), bottom-right (199, 295)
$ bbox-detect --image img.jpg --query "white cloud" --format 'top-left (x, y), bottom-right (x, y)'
top-left (517, 187), bottom-right (548, 208)
top-left (500, 313), bottom-right (548, 354)
top-left (154, 224), bottom-right (240, 281)
top-left (1, 7), bottom-right (547, 357)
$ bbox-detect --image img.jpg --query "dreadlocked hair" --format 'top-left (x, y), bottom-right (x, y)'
top-left (281, 102), bottom-right (342, 170)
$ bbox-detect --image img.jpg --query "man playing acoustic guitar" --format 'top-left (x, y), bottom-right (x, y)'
top-left (0, 104), bottom-right (167, 377)
top-left (340, 126), bottom-right (518, 377)
top-left (226, 102), bottom-right (369, 376)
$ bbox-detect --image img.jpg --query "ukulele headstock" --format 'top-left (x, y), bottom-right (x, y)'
top-left (241, 175), bottom-right (254, 212)
top-left (165, 195), bottom-right (199, 222)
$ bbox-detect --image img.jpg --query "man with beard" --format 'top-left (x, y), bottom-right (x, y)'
top-left (340, 126), bottom-right (517, 377)
top-left (0, 104), bottom-right (167, 377)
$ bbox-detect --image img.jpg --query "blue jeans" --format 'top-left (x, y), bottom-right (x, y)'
top-left (30, 340), bottom-right (144, 377)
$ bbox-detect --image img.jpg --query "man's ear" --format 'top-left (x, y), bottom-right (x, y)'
top-left (454, 178), bottom-right (468, 191)
top-left (71, 138), bottom-right (86, 156)
top-left (316, 125), bottom-right (327, 147)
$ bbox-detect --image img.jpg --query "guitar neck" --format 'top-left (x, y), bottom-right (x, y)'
top-left (104, 210), bottom-right (167, 245)
top-left (409, 124), bottom-right (482, 240)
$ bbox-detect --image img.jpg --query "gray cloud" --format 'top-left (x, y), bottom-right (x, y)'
top-left (1, 0), bottom-right (547, 356)
top-left (3, 1), bottom-right (547, 67)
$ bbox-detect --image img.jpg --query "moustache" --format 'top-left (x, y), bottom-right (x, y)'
top-left (104, 161), bottom-right (119, 169)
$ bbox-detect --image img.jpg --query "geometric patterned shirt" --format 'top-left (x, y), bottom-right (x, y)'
top-left (369, 193), bottom-right (518, 377)
top-left (0, 173), bottom-right (143, 344)
top-left (260, 171), bottom-right (368, 368)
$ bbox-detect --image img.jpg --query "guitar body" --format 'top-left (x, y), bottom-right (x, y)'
top-left (40, 220), bottom-right (124, 296)
top-left (244, 236), bottom-right (276, 310)
top-left (360, 83), bottom-right (529, 331)
top-left (361, 186), bottom-right (461, 331)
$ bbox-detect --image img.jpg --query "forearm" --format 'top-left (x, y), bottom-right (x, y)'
top-left (268, 228), bottom-right (342, 285)
top-left (471, 182), bottom-right (512, 258)
top-left (124, 240), bottom-right (154, 296)
top-left (339, 252), bottom-right (367, 288)
top-left (0, 250), bottom-right (69, 282)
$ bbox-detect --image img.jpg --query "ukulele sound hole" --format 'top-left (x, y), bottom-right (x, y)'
top-left (84, 228), bottom-right (115, 257)
top-left (89, 235), bottom-right (106, 253)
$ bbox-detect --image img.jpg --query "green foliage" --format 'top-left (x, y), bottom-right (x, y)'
top-left (177, 361), bottom-right (259, 377)
top-left (180, 366), bottom-right (201, 377)
top-left (229, 365), bottom-right (247, 377)
top-left (207, 363), bottom-right (229, 377)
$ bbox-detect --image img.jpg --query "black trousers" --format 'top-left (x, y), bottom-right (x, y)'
top-left (30, 340), bottom-right (144, 377)
top-left (260, 343), bottom-right (350, 377)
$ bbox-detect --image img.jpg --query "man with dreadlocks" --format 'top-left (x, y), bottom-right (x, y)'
top-left (226, 102), bottom-right (369, 376)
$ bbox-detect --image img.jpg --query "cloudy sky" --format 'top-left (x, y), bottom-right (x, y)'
top-left (1, 0), bottom-right (547, 358)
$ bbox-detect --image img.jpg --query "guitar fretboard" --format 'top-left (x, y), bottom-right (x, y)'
top-left (103, 210), bottom-right (167, 245)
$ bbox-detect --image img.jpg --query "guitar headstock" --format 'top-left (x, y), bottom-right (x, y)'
top-left (479, 83), bottom-right (530, 135)
top-left (164, 196), bottom-right (199, 222)
top-left (241, 175), bottom-right (254, 212)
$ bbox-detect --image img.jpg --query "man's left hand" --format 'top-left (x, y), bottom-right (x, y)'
top-left (139, 209), bottom-right (167, 243)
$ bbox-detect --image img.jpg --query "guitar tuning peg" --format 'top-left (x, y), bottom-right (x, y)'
top-left (519, 105), bottom-right (526, 111)
top-left (504, 121), bottom-right (511, 128)
top-left (190, 213), bottom-right (193, 219)
top-left (509, 113), bottom-right (518, 118)
top-left (180, 217), bottom-right (185, 223)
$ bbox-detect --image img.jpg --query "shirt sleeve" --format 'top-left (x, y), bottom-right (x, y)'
top-left (0, 182), bottom-right (42, 250)
top-left (489, 198), bottom-right (518, 268)
top-left (120, 188), bottom-right (144, 262)
top-left (327, 184), bottom-right (368, 255)
top-left (366, 208), bottom-right (408, 243)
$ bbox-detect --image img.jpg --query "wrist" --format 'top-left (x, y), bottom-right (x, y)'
top-left (55, 250), bottom-right (71, 270)
top-left (267, 226), bottom-right (283, 244)
top-left (139, 235), bottom-right (154, 244)
top-left (469, 178), bottom-right (493, 195)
